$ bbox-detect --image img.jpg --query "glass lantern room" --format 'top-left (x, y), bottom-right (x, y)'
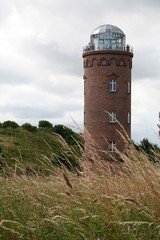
top-left (84, 24), bottom-right (132, 53)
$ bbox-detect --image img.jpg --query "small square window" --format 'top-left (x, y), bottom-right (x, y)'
top-left (108, 141), bottom-right (116, 152)
top-left (128, 112), bottom-right (131, 123)
top-left (109, 79), bottom-right (117, 92)
top-left (109, 112), bottom-right (117, 123)
top-left (128, 81), bottom-right (131, 93)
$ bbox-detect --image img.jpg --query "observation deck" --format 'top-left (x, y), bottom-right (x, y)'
top-left (83, 24), bottom-right (133, 53)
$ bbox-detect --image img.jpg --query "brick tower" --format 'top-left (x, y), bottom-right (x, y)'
top-left (83, 24), bottom-right (133, 158)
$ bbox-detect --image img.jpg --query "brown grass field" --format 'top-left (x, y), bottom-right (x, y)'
top-left (0, 135), bottom-right (160, 240)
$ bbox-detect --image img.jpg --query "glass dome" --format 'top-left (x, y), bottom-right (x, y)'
top-left (84, 24), bottom-right (131, 52)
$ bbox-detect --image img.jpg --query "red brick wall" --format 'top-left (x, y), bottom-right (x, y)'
top-left (83, 50), bottom-right (133, 158)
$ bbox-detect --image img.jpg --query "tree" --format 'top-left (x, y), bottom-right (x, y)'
top-left (136, 138), bottom-right (160, 162)
top-left (21, 123), bottom-right (37, 132)
top-left (2, 120), bottom-right (19, 129)
top-left (52, 124), bottom-right (83, 146)
top-left (38, 120), bottom-right (53, 128)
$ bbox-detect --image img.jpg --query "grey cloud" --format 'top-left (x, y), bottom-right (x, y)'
top-left (0, 0), bottom-right (13, 24)
top-left (24, 0), bottom-right (160, 18)
top-left (37, 43), bottom-right (82, 76)
top-left (0, 67), bottom-right (32, 85)
top-left (133, 48), bottom-right (160, 80)
top-left (30, 41), bottom-right (82, 77)
top-left (132, 122), bottom-right (160, 145)
top-left (23, 0), bottom-right (158, 15)
top-left (9, 0), bottom-right (160, 31)
top-left (94, 0), bottom-right (160, 15)
top-left (12, 106), bottom-right (64, 119)
top-left (0, 100), bottom-right (83, 119)
top-left (39, 80), bottom-right (83, 98)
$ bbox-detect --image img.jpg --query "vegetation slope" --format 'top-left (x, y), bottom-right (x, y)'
top-left (0, 120), bottom-right (160, 239)
top-left (0, 122), bottom-right (83, 175)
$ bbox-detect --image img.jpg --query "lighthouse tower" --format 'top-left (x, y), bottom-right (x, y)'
top-left (83, 24), bottom-right (133, 158)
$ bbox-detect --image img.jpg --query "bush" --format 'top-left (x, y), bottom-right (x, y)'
top-left (52, 124), bottom-right (82, 145)
top-left (38, 120), bottom-right (53, 128)
top-left (2, 120), bottom-right (19, 129)
top-left (21, 123), bottom-right (37, 132)
top-left (134, 138), bottom-right (160, 162)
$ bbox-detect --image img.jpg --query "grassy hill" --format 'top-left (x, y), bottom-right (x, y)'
top-left (0, 126), bottom-right (82, 175)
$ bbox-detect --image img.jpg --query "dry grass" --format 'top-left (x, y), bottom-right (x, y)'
top-left (0, 136), bottom-right (160, 239)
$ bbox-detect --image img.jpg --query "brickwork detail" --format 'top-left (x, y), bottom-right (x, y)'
top-left (84, 56), bottom-right (131, 69)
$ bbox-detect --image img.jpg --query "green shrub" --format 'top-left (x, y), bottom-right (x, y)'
top-left (21, 123), bottom-right (37, 132)
top-left (134, 138), bottom-right (160, 162)
top-left (38, 120), bottom-right (53, 128)
top-left (2, 120), bottom-right (19, 129)
top-left (52, 124), bottom-right (83, 146)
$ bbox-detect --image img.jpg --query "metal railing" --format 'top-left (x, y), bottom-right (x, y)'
top-left (83, 43), bottom-right (133, 53)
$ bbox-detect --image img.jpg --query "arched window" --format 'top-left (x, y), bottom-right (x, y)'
top-left (86, 59), bottom-right (89, 67)
top-left (127, 59), bottom-right (131, 68)
top-left (100, 58), bottom-right (107, 66)
top-left (92, 58), bottom-right (98, 67)
top-left (110, 58), bottom-right (117, 66)
top-left (119, 59), bottom-right (125, 66)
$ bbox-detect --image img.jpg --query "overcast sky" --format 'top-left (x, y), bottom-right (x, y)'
top-left (0, 0), bottom-right (160, 144)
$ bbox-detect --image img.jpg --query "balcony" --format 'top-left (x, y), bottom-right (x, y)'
top-left (83, 43), bottom-right (133, 53)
